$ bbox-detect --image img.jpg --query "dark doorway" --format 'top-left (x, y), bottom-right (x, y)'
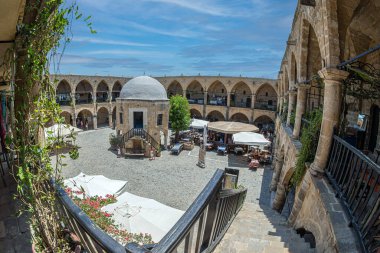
top-left (133, 111), bottom-right (144, 129)
top-left (246, 97), bottom-right (251, 108)
top-left (369, 105), bottom-right (380, 152)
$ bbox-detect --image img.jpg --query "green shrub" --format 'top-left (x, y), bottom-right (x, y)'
top-left (291, 108), bottom-right (323, 185)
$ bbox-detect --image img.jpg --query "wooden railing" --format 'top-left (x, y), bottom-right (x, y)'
top-left (122, 128), bottom-right (160, 150)
top-left (126, 169), bottom-right (247, 253)
top-left (326, 135), bottom-right (380, 253)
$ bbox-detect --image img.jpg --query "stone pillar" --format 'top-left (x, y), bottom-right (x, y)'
top-left (286, 90), bottom-right (297, 126)
top-left (309, 68), bottom-right (349, 176)
top-left (203, 91), bottom-right (207, 119)
top-left (70, 92), bottom-right (76, 107)
top-left (93, 114), bottom-right (97, 129)
top-left (251, 93), bottom-right (256, 109)
top-left (227, 92), bottom-right (231, 107)
top-left (183, 89), bottom-right (186, 98)
top-left (272, 184), bottom-right (286, 211)
top-left (270, 152), bottom-right (284, 191)
top-left (92, 91), bottom-right (96, 104)
top-left (109, 113), bottom-right (113, 128)
top-left (292, 84), bottom-right (308, 139)
top-left (71, 113), bottom-right (76, 127)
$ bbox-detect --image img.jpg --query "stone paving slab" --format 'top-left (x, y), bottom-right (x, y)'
top-left (0, 170), bottom-right (32, 253)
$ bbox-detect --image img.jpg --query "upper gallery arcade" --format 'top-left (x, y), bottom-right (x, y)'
top-left (51, 75), bottom-right (278, 130)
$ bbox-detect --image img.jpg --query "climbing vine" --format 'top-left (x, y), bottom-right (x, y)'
top-left (1, 0), bottom-right (94, 251)
top-left (291, 108), bottom-right (323, 186)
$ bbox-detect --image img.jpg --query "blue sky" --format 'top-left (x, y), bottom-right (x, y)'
top-left (55, 0), bottom-right (297, 79)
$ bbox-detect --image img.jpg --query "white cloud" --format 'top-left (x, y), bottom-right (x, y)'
top-left (84, 49), bottom-right (173, 58)
top-left (123, 21), bottom-right (200, 38)
top-left (72, 37), bottom-right (153, 47)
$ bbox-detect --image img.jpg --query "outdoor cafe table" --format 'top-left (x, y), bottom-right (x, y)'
top-left (205, 143), bottom-right (214, 151)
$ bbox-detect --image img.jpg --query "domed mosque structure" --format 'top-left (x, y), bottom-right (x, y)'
top-left (116, 76), bottom-right (169, 157)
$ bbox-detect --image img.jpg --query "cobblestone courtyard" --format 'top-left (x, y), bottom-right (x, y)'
top-left (61, 128), bottom-right (273, 210)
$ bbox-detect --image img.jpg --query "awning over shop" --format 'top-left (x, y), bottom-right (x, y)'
top-left (232, 132), bottom-right (270, 147)
top-left (190, 118), bottom-right (209, 129)
top-left (208, 121), bottom-right (259, 134)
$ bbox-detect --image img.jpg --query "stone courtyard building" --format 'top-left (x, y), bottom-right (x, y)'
top-left (51, 75), bottom-right (278, 131)
top-left (115, 76), bottom-right (169, 156)
top-left (272, 0), bottom-right (380, 252)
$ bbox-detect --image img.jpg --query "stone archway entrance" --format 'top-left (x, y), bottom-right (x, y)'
top-left (97, 107), bottom-right (109, 128)
top-left (60, 111), bottom-right (72, 125)
top-left (207, 110), bottom-right (225, 122)
top-left (77, 109), bottom-right (93, 130)
top-left (254, 115), bottom-right (274, 131)
top-left (190, 109), bottom-right (202, 119)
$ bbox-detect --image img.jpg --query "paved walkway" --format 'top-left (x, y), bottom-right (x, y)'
top-left (214, 202), bottom-right (315, 253)
top-left (214, 146), bottom-right (315, 253)
top-left (0, 165), bottom-right (32, 253)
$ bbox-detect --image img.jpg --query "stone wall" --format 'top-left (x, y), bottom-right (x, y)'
top-left (52, 74), bottom-right (278, 128)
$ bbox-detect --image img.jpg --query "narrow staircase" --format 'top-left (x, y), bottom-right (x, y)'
top-left (214, 202), bottom-right (315, 253)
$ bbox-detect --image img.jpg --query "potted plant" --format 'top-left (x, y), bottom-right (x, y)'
top-left (156, 146), bottom-right (161, 157)
top-left (109, 133), bottom-right (122, 150)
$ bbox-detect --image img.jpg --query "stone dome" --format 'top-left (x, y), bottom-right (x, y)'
top-left (119, 76), bottom-right (168, 101)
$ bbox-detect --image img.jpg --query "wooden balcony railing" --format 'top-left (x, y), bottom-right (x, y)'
top-left (326, 135), bottom-right (380, 253)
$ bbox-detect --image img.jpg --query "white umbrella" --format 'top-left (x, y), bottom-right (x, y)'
top-left (45, 123), bottom-right (82, 138)
top-left (190, 119), bottom-right (209, 129)
top-left (64, 173), bottom-right (128, 198)
top-left (102, 192), bottom-right (184, 243)
top-left (232, 132), bottom-right (270, 148)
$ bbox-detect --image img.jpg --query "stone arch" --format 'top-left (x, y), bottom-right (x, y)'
top-left (112, 81), bottom-right (122, 101)
top-left (97, 107), bottom-right (109, 127)
top-left (186, 80), bottom-right (204, 104)
top-left (77, 109), bottom-right (94, 130)
top-left (294, 218), bottom-right (322, 249)
top-left (230, 81), bottom-right (252, 108)
top-left (290, 53), bottom-right (298, 86)
top-left (254, 115), bottom-right (274, 130)
top-left (56, 80), bottom-right (72, 106)
top-left (299, 19), bottom-right (323, 81)
top-left (75, 80), bottom-right (93, 104)
top-left (279, 163), bottom-right (295, 188)
top-left (207, 81), bottom-right (227, 106)
top-left (255, 83), bottom-right (278, 111)
top-left (207, 110), bottom-right (225, 122)
top-left (60, 111), bottom-right (72, 125)
top-left (230, 113), bottom-right (249, 123)
top-left (284, 67), bottom-right (289, 94)
top-left (167, 80), bottom-right (184, 97)
top-left (190, 109), bottom-right (202, 119)
top-left (96, 80), bottom-right (109, 103)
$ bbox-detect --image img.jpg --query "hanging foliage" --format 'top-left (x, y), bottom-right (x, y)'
top-left (291, 108), bottom-right (323, 186)
top-left (343, 61), bottom-right (380, 100)
top-left (0, 0), bottom-right (94, 251)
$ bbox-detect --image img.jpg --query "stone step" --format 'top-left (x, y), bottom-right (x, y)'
top-left (214, 202), bottom-right (315, 253)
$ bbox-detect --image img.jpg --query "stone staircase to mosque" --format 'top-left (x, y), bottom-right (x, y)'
top-left (214, 202), bottom-right (315, 253)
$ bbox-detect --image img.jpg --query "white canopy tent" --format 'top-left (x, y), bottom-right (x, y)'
top-left (64, 173), bottom-right (128, 198)
top-left (102, 192), bottom-right (184, 243)
top-left (190, 119), bottom-right (209, 129)
top-left (44, 123), bottom-right (82, 138)
top-left (232, 132), bottom-right (270, 149)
